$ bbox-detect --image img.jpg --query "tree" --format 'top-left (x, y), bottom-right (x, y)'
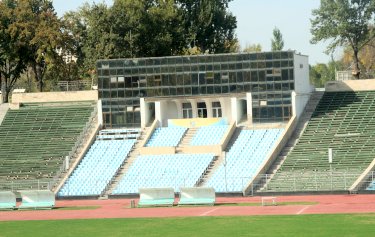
top-left (64, 2), bottom-right (117, 77)
top-left (242, 43), bottom-right (262, 53)
top-left (8, 0), bottom-right (68, 92)
top-left (271, 27), bottom-right (284, 51)
top-left (311, 0), bottom-right (375, 79)
top-left (310, 60), bottom-right (344, 87)
top-left (111, 0), bottom-right (185, 57)
top-left (341, 37), bottom-right (375, 78)
top-left (178, 0), bottom-right (237, 53)
top-left (0, 0), bottom-right (29, 103)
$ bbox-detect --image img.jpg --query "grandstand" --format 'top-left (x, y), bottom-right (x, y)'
top-left (260, 90), bottom-right (375, 192)
top-left (2, 51), bottom-right (375, 199)
top-left (0, 101), bottom-right (95, 190)
top-left (58, 130), bottom-right (137, 196)
top-left (205, 128), bottom-right (284, 192)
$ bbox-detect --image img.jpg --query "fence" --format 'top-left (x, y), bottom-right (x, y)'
top-left (57, 80), bottom-right (93, 91)
top-left (0, 180), bottom-right (52, 192)
top-left (250, 172), bottom-right (365, 195)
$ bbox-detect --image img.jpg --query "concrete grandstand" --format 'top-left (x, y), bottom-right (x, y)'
top-left (1, 51), bottom-right (375, 200)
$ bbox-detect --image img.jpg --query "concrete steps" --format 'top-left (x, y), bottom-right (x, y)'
top-left (175, 128), bottom-right (198, 153)
top-left (103, 127), bottom-right (150, 196)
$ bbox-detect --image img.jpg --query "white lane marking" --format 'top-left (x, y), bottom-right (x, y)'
top-left (200, 207), bottom-right (220, 216)
top-left (296, 206), bottom-right (310, 215)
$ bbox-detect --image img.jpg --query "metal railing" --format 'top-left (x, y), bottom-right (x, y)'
top-left (0, 180), bottom-right (51, 192)
top-left (57, 80), bottom-right (93, 91)
top-left (252, 171), bottom-right (363, 194)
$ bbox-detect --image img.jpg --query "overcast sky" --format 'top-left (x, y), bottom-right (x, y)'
top-left (53, 0), bottom-right (335, 65)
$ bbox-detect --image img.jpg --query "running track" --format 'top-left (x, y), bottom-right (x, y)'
top-left (0, 194), bottom-right (374, 221)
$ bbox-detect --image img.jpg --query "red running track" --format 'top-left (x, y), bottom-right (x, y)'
top-left (0, 194), bottom-right (374, 221)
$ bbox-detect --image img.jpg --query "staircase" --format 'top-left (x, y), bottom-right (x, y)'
top-left (175, 127), bottom-right (198, 152)
top-left (256, 90), bottom-right (324, 191)
top-left (0, 103), bottom-right (9, 125)
top-left (197, 127), bottom-right (243, 186)
top-left (102, 127), bottom-right (150, 197)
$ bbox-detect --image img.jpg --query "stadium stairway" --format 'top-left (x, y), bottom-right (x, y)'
top-left (197, 127), bottom-right (243, 186)
top-left (0, 103), bottom-right (9, 125)
top-left (175, 127), bottom-right (198, 152)
top-left (104, 126), bottom-right (153, 197)
top-left (254, 90), bottom-right (324, 192)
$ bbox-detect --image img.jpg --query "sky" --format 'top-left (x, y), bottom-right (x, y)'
top-left (53, 0), bottom-right (336, 65)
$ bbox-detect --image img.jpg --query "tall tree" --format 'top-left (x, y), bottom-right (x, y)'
top-left (311, 0), bottom-right (375, 79)
top-left (341, 37), bottom-right (375, 78)
top-left (178, 0), bottom-right (237, 53)
top-left (0, 0), bottom-right (29, 103)
top-left (8, 0), bottom-right (67, 92)
top-left (64, 3), bottom-right (117, 76)
top-left (271, 27), bottom-right (284, 51)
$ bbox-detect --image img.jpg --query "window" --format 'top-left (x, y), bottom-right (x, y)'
top-left (197, 102), bottom-right (207, 118)
top-left (212, 102), bottom-right (222, 118)
top-left (182, 103), bottom-right (193, 118)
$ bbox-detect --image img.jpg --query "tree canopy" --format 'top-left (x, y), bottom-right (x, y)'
top-left (271, 27), bottom-right (284, 51)
top-left (311, 0), bottom-right (375, 79)
top-left (0, 0), bottom-right (237, 102)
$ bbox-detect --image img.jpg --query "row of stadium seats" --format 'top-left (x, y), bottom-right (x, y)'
top-left (264, 91), bottom-right (375, 192)
top-left (190, 125), bottom-right (228, 146)
top-left (58, 139), bottom-right (135, 196)
top-left (0, 102), bottom-right (94, 184)
top-left (112, 153), bottom-right (215, 194)
top-left (205, 129), bottom-right (283, 192)
top-left (146, 127), bottom-right (186, 147)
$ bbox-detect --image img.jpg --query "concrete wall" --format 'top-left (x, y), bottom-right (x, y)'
top-left (12, 90), bottom-right (98, 104)
top-left (293, 92), bottom-right (311, 119)
top-left (139, 146), bottom-right (176, 155)
top-left (294, 54), bottom-right (312, 94)
top-left (325, 79), bottom-right (375, 92)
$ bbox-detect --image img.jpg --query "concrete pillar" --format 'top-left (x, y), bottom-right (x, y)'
top-left (203, 98), bottom-right (213, 118)
top-left (246, 93), bottom-right (253, 126)
top-left (97, 100), bottom-right (103, 126)
top-left (292, 91), bottom-right (297, 118)
top-left (188, 99), bottom-right (198, 118)
top-left (174, 100), bottom-right (183, 119)
top-left (155, 101), bottom-right (162, 126)
top-left (140, 98), bottom-right (146, 128)
top-left (231, 97), bottom-right (238, 125)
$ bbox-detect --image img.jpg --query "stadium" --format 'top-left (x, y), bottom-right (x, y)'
top-left (1, 51), bottom-right (375, 236)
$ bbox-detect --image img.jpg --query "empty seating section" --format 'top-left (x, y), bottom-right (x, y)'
top-left (205, 129), bottom-right (283, 192)
top-left (112, 153), bottom-right (215, 194)
top-left (190, 125), bottom-right (228, 146)
top-left (58, 133), bottom-right (136, 196)
top-left (146, 127), bottom-right (186, 147)
top-left (0, 102), bottom-right (94, 185)
top-left (265, 91), bottom-right (375, 192)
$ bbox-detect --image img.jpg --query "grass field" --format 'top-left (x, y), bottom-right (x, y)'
top-left (0, 213), bottom-right (374, 237)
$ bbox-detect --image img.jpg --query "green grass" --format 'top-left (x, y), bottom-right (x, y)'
top-left (0, 214), bottom-right (374, 237)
